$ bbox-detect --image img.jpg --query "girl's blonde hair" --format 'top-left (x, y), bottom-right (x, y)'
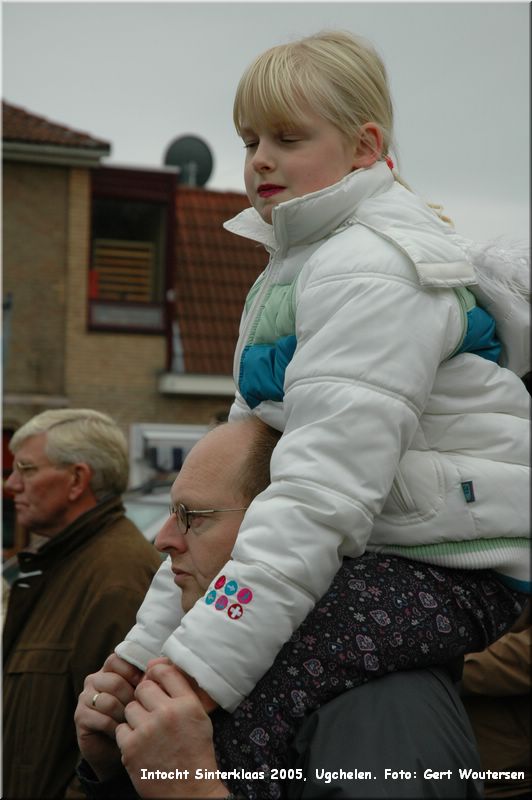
top-left (234, 30), bottom-right (452, 224)
top-left (234, 30), bottom-right (394, 160)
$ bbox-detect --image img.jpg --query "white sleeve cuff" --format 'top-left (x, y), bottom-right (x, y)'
top-left (115, 640), bottom-right (160, 672)
top-left (162, 635), bottom-right (245, 712)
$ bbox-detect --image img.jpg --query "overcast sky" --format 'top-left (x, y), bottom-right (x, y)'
top-left (2, 1), bottom-right (529, 240)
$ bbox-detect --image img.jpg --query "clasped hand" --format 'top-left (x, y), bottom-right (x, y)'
top-left (74, 654), bottom-right (227, 798)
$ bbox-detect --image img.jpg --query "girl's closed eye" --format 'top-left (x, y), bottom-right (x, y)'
top-left (275, 126), bottom-right (305, 143)
top-left (279, 135), bottom-right (302, 144)
top-left (241, 127), bottom-right (259, 149)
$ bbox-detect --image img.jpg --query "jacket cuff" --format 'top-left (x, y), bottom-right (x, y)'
top-left (77, 759), bottom-right (136, 799)
top-left (115, 639), bottom-right (159, 672)
top-left (162, 636), bottom-right (245, 712)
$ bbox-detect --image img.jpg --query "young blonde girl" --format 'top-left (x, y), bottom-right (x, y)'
top-left (116, 30), bottom-right (529, 728)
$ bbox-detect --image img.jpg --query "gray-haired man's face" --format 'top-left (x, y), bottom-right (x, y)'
top-left (6, 433), bottom-right (77, 538)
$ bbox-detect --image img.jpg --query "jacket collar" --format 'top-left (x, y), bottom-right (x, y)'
top-left (16, 495), bottom-right (126, 572)
top-left (224, 162), bottom-right (394, 252)
top-left (224, 162), bottom-right (476, 287)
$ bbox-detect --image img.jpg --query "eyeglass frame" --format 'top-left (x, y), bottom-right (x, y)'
top-left (12, 461), bottom-right (66, 478)
top-left (169, 502), bottom-right (248, 535)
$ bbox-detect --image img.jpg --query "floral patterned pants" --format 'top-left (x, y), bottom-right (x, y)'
top-left (212, 553), bottom-right (526, 799)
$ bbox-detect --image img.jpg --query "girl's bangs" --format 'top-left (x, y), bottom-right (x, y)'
top-left (234, 55), bottom-right (311, 134)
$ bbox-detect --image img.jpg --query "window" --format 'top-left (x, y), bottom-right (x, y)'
top-left (88, 167), bottom-right (176, 333)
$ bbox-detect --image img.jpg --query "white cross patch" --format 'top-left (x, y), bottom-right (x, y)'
top-left (228, 604), bottom-right (243, 619)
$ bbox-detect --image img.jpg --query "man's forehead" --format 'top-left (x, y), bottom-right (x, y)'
top-left (190, 422), bottom-right (253, 467)
top-left (13, 432), bottom-right (48, 459)
top-left (170, 441), bottom-right (221, 501)
top-left (170, 422), bottom-right (251, 503)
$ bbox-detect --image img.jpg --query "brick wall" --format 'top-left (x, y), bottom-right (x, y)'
top-left (63, 168), bottom-right (232, 429)
top-left (3, 161), bottom-right (233, 435)
top-left (3, 162), bottom-right (69, 426)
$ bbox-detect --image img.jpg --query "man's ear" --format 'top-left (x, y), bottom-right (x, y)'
top-left (352, 122), bottom-right (383, 169)
top-left (68, 462), bottom-right (94, 502)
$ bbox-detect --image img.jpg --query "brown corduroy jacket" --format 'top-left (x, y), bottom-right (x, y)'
top-left (3, 496), bottom-right (162, 799)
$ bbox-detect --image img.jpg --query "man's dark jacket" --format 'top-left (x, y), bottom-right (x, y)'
top-left (3, 496), bottom-right (161, 799)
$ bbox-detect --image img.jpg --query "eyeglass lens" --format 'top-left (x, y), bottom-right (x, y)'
top-left (177, 503), bottom-right (189, 532)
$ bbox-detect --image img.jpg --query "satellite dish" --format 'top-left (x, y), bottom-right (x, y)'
top-left (164, 134), bottom-right (214, 187)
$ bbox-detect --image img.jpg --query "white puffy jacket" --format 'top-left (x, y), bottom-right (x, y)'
top-left (117, 163), bottom-right (530, 711)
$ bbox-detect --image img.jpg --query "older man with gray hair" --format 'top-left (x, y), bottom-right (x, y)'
top-left (3, 408), bottom-right (161, 800)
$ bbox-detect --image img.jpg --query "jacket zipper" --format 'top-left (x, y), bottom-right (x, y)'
top-left (449, 287), bottom-right (469, 357)
top-left (233, 250), bottom-right (283, 384)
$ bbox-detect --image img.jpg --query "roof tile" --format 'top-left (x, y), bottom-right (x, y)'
top-left (174, 186), bottom-right (267, 375)
top-left (2, 100), bottom-right (110, 150)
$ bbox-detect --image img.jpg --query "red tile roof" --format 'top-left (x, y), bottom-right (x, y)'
top-left (2, 100), bottom-right (110, 151)
top-left (174, 187), bottom-right (267, 375)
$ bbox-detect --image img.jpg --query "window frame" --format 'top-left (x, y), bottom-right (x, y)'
top-left (88, 166), bottom-right (176, 336)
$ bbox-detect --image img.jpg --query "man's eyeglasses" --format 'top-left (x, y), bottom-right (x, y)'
top-left (12, 462), bottom-right (45, 477)
top-left (169, 502), bottom-right (248, 535)
top-left (12, 461), bottom-right (69, 477)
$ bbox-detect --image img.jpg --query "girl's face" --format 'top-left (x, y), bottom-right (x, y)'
top-left (242, 107), bottom-right (365, 224)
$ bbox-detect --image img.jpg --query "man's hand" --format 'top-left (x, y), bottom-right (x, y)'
top-left (116, 661), bottom-right (228, 799)
top-left (74, 653), bottom-right (143, 782)
top-left (146, 657), bottom-right (219, 713)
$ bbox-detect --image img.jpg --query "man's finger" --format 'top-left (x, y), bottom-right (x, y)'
top-left (84, 671), bottom-right (137, 709)
top-left (146, 656), bottom-right (172, 670)
top-left (114, 721), bottom-right (133, 752)
top-left (76, 704), bottom-right (119, 738)
top-left (143, 663), bottom-right (198, 698)
top-left (84, 688), bottom-right (128, 725)
top-left (102, 653), bottom-right (143, 685)
top-left (132, 679), bottom-right (177, 714)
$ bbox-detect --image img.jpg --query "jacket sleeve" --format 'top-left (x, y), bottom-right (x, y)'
top-left (462, 625), bottom-right (531, 696)
top-left (115, 557), bottom-right (185, 671)
top-left (228, 390), bottom-right (252, 422)
top-left (76, 759), bottom-right (138, 799)
top-left (161, 244), bottom-right (462, 710)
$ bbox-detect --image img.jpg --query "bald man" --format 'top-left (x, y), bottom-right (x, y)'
top-left (75, 418), bottom-right (519, 799)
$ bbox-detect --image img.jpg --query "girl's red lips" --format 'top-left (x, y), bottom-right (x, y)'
top-left (257, 184), bottom-right (285, 198)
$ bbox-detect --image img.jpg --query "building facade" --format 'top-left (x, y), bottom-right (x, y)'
top-left (3, 102), bottom-right (266, 437)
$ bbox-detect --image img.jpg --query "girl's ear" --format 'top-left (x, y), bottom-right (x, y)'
top-left (352, 123), bottom-right (383, 169)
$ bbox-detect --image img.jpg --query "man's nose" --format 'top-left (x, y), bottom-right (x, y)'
top-left (4, 470), bottom-right (22, 493)
top-left (154, 514), bottom-right (188, 554)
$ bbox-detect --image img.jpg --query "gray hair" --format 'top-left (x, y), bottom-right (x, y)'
top-left (10, 408), bottom-right (129, 498)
